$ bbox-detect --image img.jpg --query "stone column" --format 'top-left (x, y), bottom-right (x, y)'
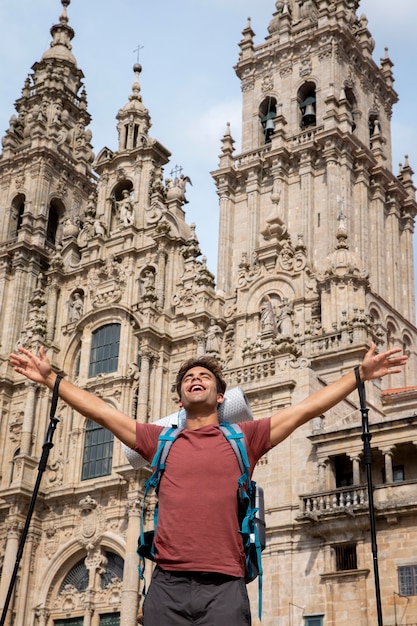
top-left (20, 382), bottom-right (38, 455)
top-left (34, 607), bottom-right (49, 626)
top-left (0, 518), bottom-right (21, 622)
top-left (156, 246), bottom-right (167, 309)
top-left (83, 606), bottom-right (93, 626)
top-left (318, 459), bottom-right (328, 491)
top-left (137, 350), bottom-right (152, 422)
top-left (350, 455), bottom-right (361, 486)
top-left (14, 529), bottom-right (40, 626)
top-left (46, 279), bottom-right (60, 342)
top-left (381, 447), bottom-right (394, 483)
top-left (120, 497), bottom-right (141, 625)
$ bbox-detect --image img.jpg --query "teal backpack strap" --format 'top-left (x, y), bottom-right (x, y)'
top-left (219, 422), bottom-right (248, 475)
top-left (138, 426), bottom-right (183, 594)
top-left (220, 422), bottom-right (264, 621)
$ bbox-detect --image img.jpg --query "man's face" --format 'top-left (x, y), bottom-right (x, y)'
top-left (179, 366), bottom-right (224, 411)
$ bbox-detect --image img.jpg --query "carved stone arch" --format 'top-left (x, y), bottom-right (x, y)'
top-left (368, 304), bottom-right (382, 323)
top-left (367, 302), bottom-right (386, 344)
top-left (37, 534), bottom-right (126, 622)
top-left (386, 317), bottom-right (400, 349)
top-left (94, 146), bottom-right (114, 165)
top-left (62, 305), bottom-right (142, 383)
top-left (402, 332), bottom-right (412, 356)
top-left (246, 275), bottom-right (296, 317)
top-left (37, 540), bottom-right (89, 608)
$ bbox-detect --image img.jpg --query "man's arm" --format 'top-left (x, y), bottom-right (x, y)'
top-left (270, 343), bottom-right (407, 447)
top-left (9, 346), bottom-right (137, 448)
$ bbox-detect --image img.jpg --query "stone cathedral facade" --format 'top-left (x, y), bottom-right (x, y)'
top-left (0, 1), bottom-right (416, 625)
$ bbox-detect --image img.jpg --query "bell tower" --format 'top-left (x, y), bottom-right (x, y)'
top-left (0, 0), bottom-right (95, 356)
top-left (213, 0), bottom-right (417, 374)
top-left (212, 2), bottom-right (417, 624)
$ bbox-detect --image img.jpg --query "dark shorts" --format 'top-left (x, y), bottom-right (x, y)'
top-left (142, 566), bottom-right (252, 626)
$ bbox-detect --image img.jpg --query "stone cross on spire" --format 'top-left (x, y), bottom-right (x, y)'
top-left (133, 44), bottom-right (144, 64)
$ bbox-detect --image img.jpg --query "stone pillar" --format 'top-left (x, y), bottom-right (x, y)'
top-left (0, 518), bottom-right (21, 622)
top-left (381, 447), bottom-right (394, 483)
top-left (34, 607), bottom-right (49, 626)
top-left (137, 350), bottom-right (152, 422)
top-left (350, 455), bottom-right (361, 486)
top-left (318, 459), bottom-right (327, 491)
top-left (20, 382), bottom-right (38, 455)
top-left (46, 279), bottom-right (60, 342)
top-left (120, 497), bottom-right (141, 625)
top-left (156, 246), bottom-right (167, 309)
top-left (195, 333), bottom-right (206, 358)
top-left (14, 529), bottom-right (40, 626)
top-left (84, 606), bottom-right (93, 626)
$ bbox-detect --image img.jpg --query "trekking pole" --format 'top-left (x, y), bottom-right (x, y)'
top-left (354, 366), bottom-right (383, 626)
top-left (0, 375), bottom-right (62, 626)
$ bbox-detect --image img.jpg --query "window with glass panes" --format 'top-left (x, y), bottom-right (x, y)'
top-left (82, 420), bottom-right (114, 480)
top-left (99, 613), bottom-right (120, 626)
top-left (89, 323), bottom-right (120, 377)
top-left (54, 618), bottom-right (84, 626)
top-left (399, 564), bottom-right (417, 596)
top-left (304, 615), bottom-right (324, 626)
top-left (59, 559), bottom-right (89, 594)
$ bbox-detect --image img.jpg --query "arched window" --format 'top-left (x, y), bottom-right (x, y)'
top-left (82, 419), bottom-right (114, 480)
top-left (10, 194), bottom-right (25, 237)
top-left (100, 552), bottom-right (124, 589)
top-left (52, 551), bottom-right (123, 624)
top-left (47, 199), bottom-right (62, 245)
top-left (10, 448), bottom-right (20, 484)
top-left (344, 86), bottom-right (357, 131)
top-left (259, 96), bottom-right (277, 144)
top-left (298, 82), bottom-right (317, 129)
top-left (369, 112), bottom-right (380, 149)
top-left (59, 559), bottom-right (89, 593)
top-left (89, 323), bottom-right (121, 378)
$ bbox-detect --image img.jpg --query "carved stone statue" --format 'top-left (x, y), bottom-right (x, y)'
top-left (69, 291), bottom-right (84, 322)
top-left (117, 190), bottom-right (134, 227)
top-left (205, 319), bottom-right (223, 355)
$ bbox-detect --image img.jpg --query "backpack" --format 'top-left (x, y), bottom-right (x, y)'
top-left (138, 422), bottom-right (266, 620)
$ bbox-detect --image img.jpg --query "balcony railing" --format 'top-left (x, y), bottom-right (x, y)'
top-left (300, 486), bottom-right (368, 519)
top-left (299, 480), bottom-right (417, 521)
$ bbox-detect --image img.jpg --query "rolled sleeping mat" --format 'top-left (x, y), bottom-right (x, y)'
top-left (123, 386), bottom-right (253, 470)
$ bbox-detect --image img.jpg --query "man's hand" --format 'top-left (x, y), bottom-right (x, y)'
top-left (9, 346), bottom-right (55, 387)
top-left (359, 342), bottom-right (408, 382)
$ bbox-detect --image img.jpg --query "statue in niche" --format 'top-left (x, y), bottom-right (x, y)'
top-left (142, 269), bottom-right (155, 292)
top-left (93, 216), bottom-right (106, 237)
top-left (260, 296), bottom-right (278, 335)
top-left (141, 268), bottom-right (158, 303)
top-left (117, 190), bottom-right (134, 227)
top-left (69, 291), bottom-right (84, 323)
top-left (277, 298), bottom-right (293, 337)
top-left (205, 319), bottom-right (223, 356)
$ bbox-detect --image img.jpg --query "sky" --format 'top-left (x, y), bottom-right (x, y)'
top-left (0, 0), bottom-right (416, 285)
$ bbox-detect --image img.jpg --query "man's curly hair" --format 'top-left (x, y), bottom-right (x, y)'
top-left (175, 356), bottom-right (227, 398)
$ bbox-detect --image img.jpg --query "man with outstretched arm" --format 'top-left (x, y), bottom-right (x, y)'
top-left (9, 343), bottom-right (406, 626)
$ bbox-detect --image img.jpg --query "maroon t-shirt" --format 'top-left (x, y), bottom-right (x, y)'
top-left (135, 419), bottom-right (272, 577)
